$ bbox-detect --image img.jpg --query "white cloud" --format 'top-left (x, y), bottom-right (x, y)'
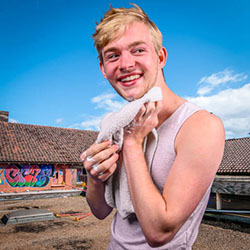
top-left (223, 117), bottom-right (250, 138)
top-left (56, 118), bottom-right (63, 123)
top-left (71, 116), bottom-right (102, 131)
top-left (91, 92), bottom-right (126, 112)
top-left (74, 69), bottom-right (250, 139)
top-left (197, 69), bottom-right (248, 96)
top-left (92, 93), bottom-right (117, 103)
top-left (9, 118), bottom-right (19, 123)
top-left (72, 92), bottom-right (126, 131)
top-left (197, 86), bottom-right (213, 96)
top-left (80, 117), bottom-right (101, 131)
top-left (187, 83), bottom-right (250, 138)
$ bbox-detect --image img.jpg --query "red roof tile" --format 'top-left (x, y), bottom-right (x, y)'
top-left (0, 121), bottom-right (97, 165)
top-left (1, 121), bottom-right (249, 175)
top-left (218, 137), bottom-right (250, 175)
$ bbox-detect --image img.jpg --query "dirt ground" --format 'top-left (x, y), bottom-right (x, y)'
top-left (0, 195), bottom-right (249, 250)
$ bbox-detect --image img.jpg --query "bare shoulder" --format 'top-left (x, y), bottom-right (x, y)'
top-left (186, 110), bottom-right (224, 135)
top-left (175, 110), bottom-right (225, 156)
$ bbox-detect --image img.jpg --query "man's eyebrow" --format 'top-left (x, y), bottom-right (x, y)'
top-left (103, 47), bottom-right (117, 56)
top-left (103, 41), bottom-right (148, 55)
top-left (128, 41), bottom-right (147, 48)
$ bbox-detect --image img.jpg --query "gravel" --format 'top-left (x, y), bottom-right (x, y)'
top-left (0, 196), bottom-right (249, 250)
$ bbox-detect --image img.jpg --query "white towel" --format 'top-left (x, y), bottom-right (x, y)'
top-left (96, 87), bottom-right (162, 148)
top-left (96, 87), bottom-right (162, 218)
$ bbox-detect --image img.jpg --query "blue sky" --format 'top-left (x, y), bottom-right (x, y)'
top-left (1, 0), bottom-right (250, 139)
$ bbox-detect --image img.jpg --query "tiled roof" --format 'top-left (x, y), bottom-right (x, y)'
top-left (0, 121), bottom-right (98, 165)
top-left (218, 137), bottom-right (250, 175)
top-left (0, 121), bottom-right (249, 174)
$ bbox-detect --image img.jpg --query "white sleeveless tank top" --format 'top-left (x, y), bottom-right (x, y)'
top-left (108, 102), bottom-right (211, 250)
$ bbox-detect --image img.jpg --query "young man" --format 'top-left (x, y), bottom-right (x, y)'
top-left (81, 4), bottom-right (225, 249)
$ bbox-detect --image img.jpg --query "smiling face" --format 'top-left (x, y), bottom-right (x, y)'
top-left (99, 22), bottom-right (167, 101)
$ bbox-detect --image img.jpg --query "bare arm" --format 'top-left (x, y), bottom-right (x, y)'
top-left (122, 103), bottom-right (225, 247)
top-left (81, 141), bottom-right (120, 219)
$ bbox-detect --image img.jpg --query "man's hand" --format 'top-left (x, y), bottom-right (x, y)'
top-left (123, 101), bottom-right (162, 146)
top-left (80, 140), bottom-right (119, 219)
top-left (80, 141), bottom-right (120, 182)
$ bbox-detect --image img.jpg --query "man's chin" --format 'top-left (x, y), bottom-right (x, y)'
top-left (126, 96), bottom-right (135, 102)
top-left (124, 93), bottom-right (141, 101)
top-left (119, 87), bottom-right (146, 101)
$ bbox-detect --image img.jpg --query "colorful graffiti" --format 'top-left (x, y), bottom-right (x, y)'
top-left (0, 169), bottom-right (4, 185)
top-left (4, 164), bottom-right (55, 188)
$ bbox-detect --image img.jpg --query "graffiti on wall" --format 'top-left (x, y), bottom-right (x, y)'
top-left (4, 164), bottom-right (55, 188)
top-left (0, 169), bottom-right (4, 185)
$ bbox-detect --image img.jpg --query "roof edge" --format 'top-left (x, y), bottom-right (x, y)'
top-left (0, 120), bottom-right (99, 133)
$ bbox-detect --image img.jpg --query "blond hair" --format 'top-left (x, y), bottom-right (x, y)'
top-left (92, 4), bottom-right (163, 64)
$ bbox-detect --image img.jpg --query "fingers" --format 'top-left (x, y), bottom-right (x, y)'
top-left (97, 162), bottom-right (118, 182)
top-left (92, 144), bottom-right (119, 164)
top-left (124, 101), bottom-right (161, 142)
top-left (155, 100), bottom-right (163, 115)
top-left (134, 101), bottom-right (161, 122)
top-left (80, 141), bottom-right (120, 181)
top-left (92, 153), bottom-right (119, 181)
top-left (143, 102), bottom-right (155, 119)
top-left (80, 140), bottom-right (111, 161)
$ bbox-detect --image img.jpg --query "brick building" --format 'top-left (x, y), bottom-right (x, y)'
top-left (0, 112), bottom-right (97, 194)
top-left (210, 137), bottom-right (250, 210)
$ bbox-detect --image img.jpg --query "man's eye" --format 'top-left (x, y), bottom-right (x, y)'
top-left (134, 48), bottom-right (145, 53)
top-left (106, 54), bottom-right (119, 61)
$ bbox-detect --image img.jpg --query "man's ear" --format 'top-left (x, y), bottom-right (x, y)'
top-left (158, 47), bottom-right (167, 69)
top-left (99, 61), bottom-right (107, 79)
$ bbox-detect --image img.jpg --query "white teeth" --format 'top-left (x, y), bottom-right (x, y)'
top-left (120, 74), bottom-right (140, 82)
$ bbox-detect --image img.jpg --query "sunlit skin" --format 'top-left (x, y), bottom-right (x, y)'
top-left (99, 22), bottom-right (166, 101)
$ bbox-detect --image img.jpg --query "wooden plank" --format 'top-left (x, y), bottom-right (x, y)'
top-left (216, 193), bottom-right (222, 210)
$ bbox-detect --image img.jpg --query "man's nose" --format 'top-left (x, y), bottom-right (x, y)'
top-left (119, 52), bottom-right (135, 72)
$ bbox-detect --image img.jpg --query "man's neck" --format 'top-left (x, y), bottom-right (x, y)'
top-left (157, 83), bottom-right (186, 128)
